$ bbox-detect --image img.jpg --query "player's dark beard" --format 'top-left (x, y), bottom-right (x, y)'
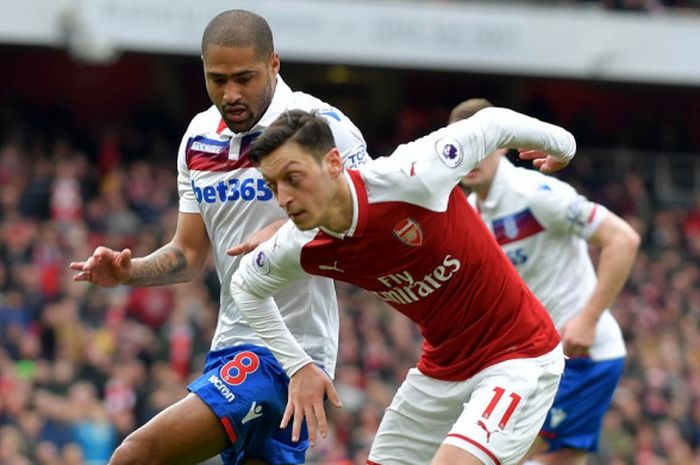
top-left (251, 76), bottom-right (275, 128)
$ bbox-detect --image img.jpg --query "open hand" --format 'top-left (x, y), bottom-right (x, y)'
top-left (281, 363), bottom-right (342, 447)
top-left (69, 246), bottom-right (132, 287)
top-left (518, 149), bottom-right (570, 173)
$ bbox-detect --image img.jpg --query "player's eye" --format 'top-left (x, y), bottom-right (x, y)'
top-left (210, 76), bottom-right (227, 85)
top-left (237, 74), bottom-right (254, 85)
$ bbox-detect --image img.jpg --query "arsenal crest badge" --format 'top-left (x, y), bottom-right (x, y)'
top-left (393, 218), bottom-right (423, 247)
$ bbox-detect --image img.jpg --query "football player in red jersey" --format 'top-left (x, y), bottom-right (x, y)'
top-left (230, 108), bottom-right (576, 465)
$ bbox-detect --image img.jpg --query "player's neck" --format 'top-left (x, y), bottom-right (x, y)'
top-left (322, 176), bottom-right (353, 233)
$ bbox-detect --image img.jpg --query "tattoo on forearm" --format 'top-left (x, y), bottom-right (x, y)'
top-left (126, 245), bottom-right (189, 286)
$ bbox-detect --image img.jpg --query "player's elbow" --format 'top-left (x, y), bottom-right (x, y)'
top-left (615, 223), bottom-right (641, 257)
top-left (229, 274), bottom-right (245, 304)
top-left (229, 272), bottom-right (257, 314)
top-left (628, 228), bottom-right (641, 251)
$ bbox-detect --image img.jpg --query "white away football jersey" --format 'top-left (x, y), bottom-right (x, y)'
top-left (232, 107), bottom-right (576, 379)
top-left (177, 76), bottom-right (368, 376)
top-left (468, 158), bottom-right (626, 361)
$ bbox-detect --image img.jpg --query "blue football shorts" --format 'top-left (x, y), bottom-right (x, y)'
top-left (187, 344), bottom-right (308, 465)
top-left (539, 356), bottom-right (625, 452)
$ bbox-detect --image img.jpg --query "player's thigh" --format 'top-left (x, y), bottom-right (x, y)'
top-left (118, 392), bottom-right (229, 465)
top-left (368, 368), bottom-right (466, 465)
top-left (443, 346), bottom-right (564, 465)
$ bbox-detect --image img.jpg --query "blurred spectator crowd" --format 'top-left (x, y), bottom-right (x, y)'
top-left (1, 96), bottom-right (700, 465)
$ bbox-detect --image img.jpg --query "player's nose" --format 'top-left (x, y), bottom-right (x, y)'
top-left (276, 184), bottom-right (292, 209)
top-left (222, 82), bottom-right (243, 103)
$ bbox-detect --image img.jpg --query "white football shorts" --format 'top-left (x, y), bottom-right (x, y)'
top-left (368, 344), bottom-right (564, 465)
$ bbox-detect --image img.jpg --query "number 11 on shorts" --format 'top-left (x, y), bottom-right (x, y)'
top-left (482, 386), bottom-right (522, 429)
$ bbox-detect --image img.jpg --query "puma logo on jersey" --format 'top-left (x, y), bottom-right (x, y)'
top-left (549, 408), bottom-right (567, 429)
top-left (477, 420), bottom-right (500, 443)
top-left (242, 401), bottom-right (263, 424)
top-left (318, 261), bottom-right (344, 273)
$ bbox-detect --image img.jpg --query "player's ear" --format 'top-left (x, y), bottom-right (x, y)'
top-left (324, 148), bottom-right (343, 179)
top-left (269, 53), bottom-right (280, 76)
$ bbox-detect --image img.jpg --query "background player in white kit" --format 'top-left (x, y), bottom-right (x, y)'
top-left (229, 108), bottom-right (577, 465)
top-left (454, 98), bottom-right (640, 465)
top-left (69, 10), bottom-right (367, 465)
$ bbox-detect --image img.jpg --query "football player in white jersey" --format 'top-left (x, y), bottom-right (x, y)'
top-left (454, 98), bottom-right (640, 465)
top-left (69, 10), bottom-right (367, 465)
top-left (229, 108), bottom-right (577, 465)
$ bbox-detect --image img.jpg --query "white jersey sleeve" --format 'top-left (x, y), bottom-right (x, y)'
top-left (371, 107), bottom-right (576, 210)
top-left (177, 118), bottom-right (201, 214)
top-left (529, 180), bottom-right (608, 240)
top-left (230, 221), bottom-right (317, 377)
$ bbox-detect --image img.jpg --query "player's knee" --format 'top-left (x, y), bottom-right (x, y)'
top-left (108, 432), bottom-right (158, 465)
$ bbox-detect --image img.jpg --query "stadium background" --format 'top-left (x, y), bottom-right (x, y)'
top-left (1, 0), bottom-right (700, 464)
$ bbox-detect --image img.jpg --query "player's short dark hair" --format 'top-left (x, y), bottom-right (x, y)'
top-left (449, 98), bottom-right (493, 123)
top-left (201, 9), bottom-right (274, 59)
top-left (249, 110), bottom-right (336, 164)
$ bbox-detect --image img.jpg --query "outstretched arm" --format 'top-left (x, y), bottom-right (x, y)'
top-left (397, 107), bottom-right (577, 205)
top-left (69, 212), bottom-right (210, 287)
top-left (470, 107), bottom-right (577, 172)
